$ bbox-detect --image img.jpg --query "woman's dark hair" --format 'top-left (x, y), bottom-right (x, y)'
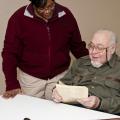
top-left (29, 0), bottom-right (47, 8)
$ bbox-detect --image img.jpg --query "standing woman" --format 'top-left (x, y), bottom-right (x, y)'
top-left (2, 0), bottom-right (88, 99)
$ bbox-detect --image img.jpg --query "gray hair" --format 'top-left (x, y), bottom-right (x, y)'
top-left (95, 29), bottom-right (117, 46)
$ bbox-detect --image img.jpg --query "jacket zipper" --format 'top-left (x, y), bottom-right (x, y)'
top-left (46, 25), bottom-right (51, 77)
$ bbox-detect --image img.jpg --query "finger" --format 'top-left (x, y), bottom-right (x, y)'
top-left (52, 88), bottom-right (62, 99)
top-left (77, 99), bottom-right (85, 104)
top-left (53, 98), bottom-right (62, 103)
top-left (52, 92), bottom-right (62, 102)
top-left (77, 98), bottom-right (89, 103)
top-left (2, 90), bottom-right (18, 99)
top-left (2, 92), bottom-right (12, 99)
top-left (10, 92), bottom-right (17, 98)
top-left (52, 90), bottom-right (56, 100)
top-left (77, 99), bottom-right (92, 108)
top-left (52, 93), bottom-right (62, 102)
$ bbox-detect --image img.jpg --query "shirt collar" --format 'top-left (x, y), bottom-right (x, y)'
top-left (82, 56), bottom-right (91, 66)
top-left (107, 53), bottom-right (117, 68)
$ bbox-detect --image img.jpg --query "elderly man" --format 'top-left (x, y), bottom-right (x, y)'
top-left (52, 30), bottom-right (120, 115)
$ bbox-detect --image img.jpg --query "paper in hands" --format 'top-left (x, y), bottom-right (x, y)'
top-left (56, 84), bottom-right (88, 103)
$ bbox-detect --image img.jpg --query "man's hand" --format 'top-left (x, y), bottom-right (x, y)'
top-left (52, 88), bottom-right (62, 103)
top-left (77, 96), bottom-right (100, 109)
top-left (2, 88), bottom-right (22, 99)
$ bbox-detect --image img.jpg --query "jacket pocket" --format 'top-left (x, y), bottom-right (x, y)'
top-left (104, 80), bottom-right (120, 90)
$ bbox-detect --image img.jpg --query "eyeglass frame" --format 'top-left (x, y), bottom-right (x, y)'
top-left (88, 42), bottom-right (110, 52)
top-left (36, 2), bottom-right (55, 13)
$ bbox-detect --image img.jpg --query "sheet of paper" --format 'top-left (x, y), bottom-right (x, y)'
top-left (56, 84), bottom-right (88, 103)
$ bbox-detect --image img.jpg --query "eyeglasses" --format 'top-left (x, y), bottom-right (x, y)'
top-left (88, 42), bottom-right (108, 52)
top-left (37, 2), bottom-right (55, 13)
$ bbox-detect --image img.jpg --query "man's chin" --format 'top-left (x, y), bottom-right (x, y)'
top-left (44, 16), bottom-right (51, 19)
top-left (91, 61), bottom-right (103, 68)
top-left (43, 14), bottom-right (53, 20)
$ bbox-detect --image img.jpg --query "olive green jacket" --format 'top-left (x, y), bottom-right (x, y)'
top-left (60, 54), bottom-right (120, 115)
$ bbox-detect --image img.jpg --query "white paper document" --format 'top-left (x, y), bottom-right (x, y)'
top-left (56, 84), bottom-right (88, 103)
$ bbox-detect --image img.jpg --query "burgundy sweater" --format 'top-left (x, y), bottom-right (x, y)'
top-left (2, 3), bottom-right (88, 90)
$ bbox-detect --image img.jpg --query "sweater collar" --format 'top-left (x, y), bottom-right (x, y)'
top-left (24, 3), bottom-right (66, 20)
top-left (24, 3), bottom-right (34, 18)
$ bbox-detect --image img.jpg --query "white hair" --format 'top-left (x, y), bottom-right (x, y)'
top-left (95, 29), bottom-right (117, 46)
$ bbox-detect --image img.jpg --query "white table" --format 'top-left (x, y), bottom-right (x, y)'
top-left (0, 95), bottom-right (119, 120)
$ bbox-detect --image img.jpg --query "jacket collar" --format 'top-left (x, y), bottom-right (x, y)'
top-left (24, 3), bottom-right (66, 20)
top-left (24, 4), bottom-right (34, 18)
top-left (108, 53), bottom-right (118, 68)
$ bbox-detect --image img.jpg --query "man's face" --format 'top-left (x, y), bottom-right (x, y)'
top-left (88, 32), bottom-right (112, 68)
top-left (36, 0), bottom-right (55, 20)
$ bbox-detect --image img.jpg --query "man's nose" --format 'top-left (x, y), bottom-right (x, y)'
top-left (91, 48), bottom-right (99, 54)
top-left (92, 48), bottom-right (97, 53)
top-left (44, 9), bottom-right (51, 14)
